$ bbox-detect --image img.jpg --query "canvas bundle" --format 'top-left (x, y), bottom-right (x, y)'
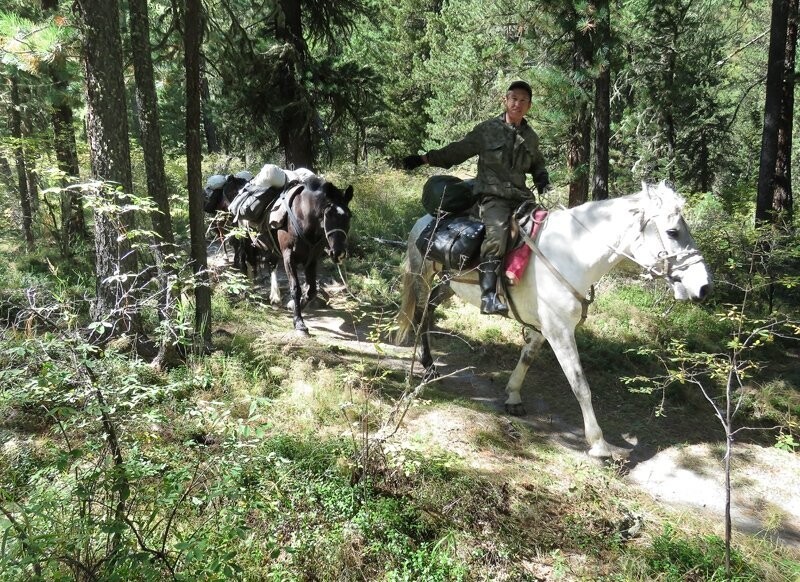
top-left (421, 175), bottom-right (480, 216)
top-left (415, 216), bottom-right (485, 271)
top-left (229, 183), bottom-right (282, 222)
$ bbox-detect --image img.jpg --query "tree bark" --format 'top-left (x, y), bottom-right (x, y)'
top-left (592, 0), bottom-right (611, 201)
top-left (74, 0), bottom-right (138, 335)
top-left (44, 0), bottom-right (87, 247)
top-left (200, 58), bottom-right (220, 153)
top-left (773, 0), bottom-right (797, 222)
top-left (129, 0), bottom-right (183, 366)
top-left (568, 19), bottom-right (592, 207)
top-left (756, 0), bottom-right (790, 223)
top-left (51, 97), bottom-right (87, 248)
top-left (185, 0), bottom-right (212, 346)
top-left (276, 0), bottom-right (315, 170)
top-left (9, 75), bottom-right (34, 252)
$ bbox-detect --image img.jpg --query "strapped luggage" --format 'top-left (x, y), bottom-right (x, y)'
top-left (229, 183), bottom-right (282, 222)
top-left (415, 216), bottom-right (485, 272)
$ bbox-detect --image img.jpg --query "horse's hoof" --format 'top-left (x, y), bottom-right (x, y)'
top-left (505, 403), bottom-right (527, 417)
top-left (294, 327), bottom-right (309, 337)
top-left (587, 441), bottom-right (631, 460)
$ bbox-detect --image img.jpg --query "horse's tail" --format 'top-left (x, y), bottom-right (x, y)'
top-left (395, 253), bottom-right (419, 345)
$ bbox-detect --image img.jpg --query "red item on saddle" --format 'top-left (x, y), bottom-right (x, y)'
top-left (504, 209), bottom-right (548, 285)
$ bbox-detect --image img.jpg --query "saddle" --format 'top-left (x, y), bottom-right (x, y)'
top-left (414, 202), bottom-right (548, 278)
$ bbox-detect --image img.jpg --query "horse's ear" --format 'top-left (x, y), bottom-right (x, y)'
top-left (344, 185), bottom-right (354, 204)
top-left (641, 181), bottom-right (650, 196)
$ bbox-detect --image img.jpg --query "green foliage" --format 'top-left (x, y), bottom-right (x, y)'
top-left (644, 525), bottom-right (758, 581)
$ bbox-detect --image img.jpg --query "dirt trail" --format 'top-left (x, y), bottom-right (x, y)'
top-left (295, 299), bottom-right (800, 549)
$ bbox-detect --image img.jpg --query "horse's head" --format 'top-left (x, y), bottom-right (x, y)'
top-left (310, 178), bottom-right (353, 264)
top-left (629, 181), bottom-right (713, 302)
top-left (203, 174), bottom-right (250, 213)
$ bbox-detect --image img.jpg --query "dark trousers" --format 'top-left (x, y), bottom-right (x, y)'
top-left (479, 196), bottom-right (517, 258)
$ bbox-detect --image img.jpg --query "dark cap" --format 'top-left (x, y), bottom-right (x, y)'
top-left (507, 80), bottom-right (532, 100)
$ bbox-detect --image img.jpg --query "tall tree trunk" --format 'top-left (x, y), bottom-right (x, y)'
top-left (592, 0), bottom-right (611, 201)
top-left (75, 0), bottom-right (138, 337)
top-left (200, 59), bottom-right (220, 153)
top-left (129, 0), bottom-right (182, 366)
top-left (185, 0), bottom-right (212, 346)
top-left (276, 0), bottom-right (315, 170)
top-left (9, 75), bottom-right (34, 252)
top-left (129, 0), bottom-right (175, 249)
top-left (756, 0), bottom-right (790, 224)
top-left (43, 0), bottom-right (87, 247)
top-left (774, 0), bottom-right (797, 222)
top-left (568, 22), bottom-right (593, 207)
top-left (52, 97), bottom-right (87, 248)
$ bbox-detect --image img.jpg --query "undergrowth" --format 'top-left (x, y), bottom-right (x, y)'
top-left (0, 169), bottom-right (798, 580)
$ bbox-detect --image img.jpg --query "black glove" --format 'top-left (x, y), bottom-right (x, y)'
top-left (402, 155), bottom-right (425, 171)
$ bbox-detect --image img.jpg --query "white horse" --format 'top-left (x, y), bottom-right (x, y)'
top-left (396, 181), bottom-right (712, 458)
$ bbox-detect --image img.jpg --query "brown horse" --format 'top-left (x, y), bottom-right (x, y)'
top-left (247, 175), bottom-right (354, 334)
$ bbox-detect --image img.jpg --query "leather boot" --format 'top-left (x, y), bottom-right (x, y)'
top-left (479, 258), bottom-right (508, 315)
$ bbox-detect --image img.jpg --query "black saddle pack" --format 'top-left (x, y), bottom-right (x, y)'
top-left (422, 175), bottom-right (479, 216)
top-left (228, 183), bottom-right (283, 222)
top-left (415, 216), bottom-right (485, 271)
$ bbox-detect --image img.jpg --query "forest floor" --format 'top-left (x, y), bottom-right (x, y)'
top-left (209, 249), bottom-right (800, 553)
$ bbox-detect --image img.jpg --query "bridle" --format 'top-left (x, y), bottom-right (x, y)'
top-left (321, 203), bottom-right (350, 255)
top-left (626, 213), bottom-right (706, 282)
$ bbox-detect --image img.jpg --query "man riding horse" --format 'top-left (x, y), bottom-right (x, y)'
top-left (403, 80), bottom-right (551, 315)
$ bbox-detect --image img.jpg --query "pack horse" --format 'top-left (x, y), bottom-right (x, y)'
top-left (204, 167), bottom-right (354, 334)
top-left (397, 182), bottom-right (712, 458)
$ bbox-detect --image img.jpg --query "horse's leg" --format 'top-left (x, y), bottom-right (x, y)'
top-left (418, 282), bottom-right (451, 381)
top-left (246, 239), bottom-right (259, 279)
top-left (504, 329), bottom-right (547, 416)
top-left (283, 250), bottom-right (307, 334)
top-left (544, 327), bottom-right (622, 458)
top-left (301, 259), bottom-right (318, 308)
top-left (268, 253), bottom-right (281, 305)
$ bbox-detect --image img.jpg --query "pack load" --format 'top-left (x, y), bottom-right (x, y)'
top-left (205, 174), bottom-right (227, 190)
top-left (421, 175), bottom-right (479, 217)
top-left (228, 165), bottom-right (319, 223)
top-left (252, 164), bottom-right (287, 189)
top-left (229, 182), bottom-right (281, 222)
top-left (284, 167), bottom-right (316, 183)
top-left (234, 170), bottom-right (254, 181)
top-left (415, 216), bottom-right (485, 271)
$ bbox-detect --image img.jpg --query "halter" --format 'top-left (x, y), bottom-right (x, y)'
top-left (321, 203), bottom-right (349, 254)
top-left (565, 204), bottom-right (706, 283)
top-left (626, 213), bottom-right (707, 282)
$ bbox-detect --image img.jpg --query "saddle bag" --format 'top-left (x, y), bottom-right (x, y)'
top-left (416, 216), bottom-right (485, 271)
top-left (422, 175), bottom-right (479, 216)
top-left (229, 183), bottom-right (281, 222)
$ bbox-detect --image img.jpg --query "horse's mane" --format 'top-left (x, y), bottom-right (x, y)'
top-left (568, 181), bottom-right (685, 217)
